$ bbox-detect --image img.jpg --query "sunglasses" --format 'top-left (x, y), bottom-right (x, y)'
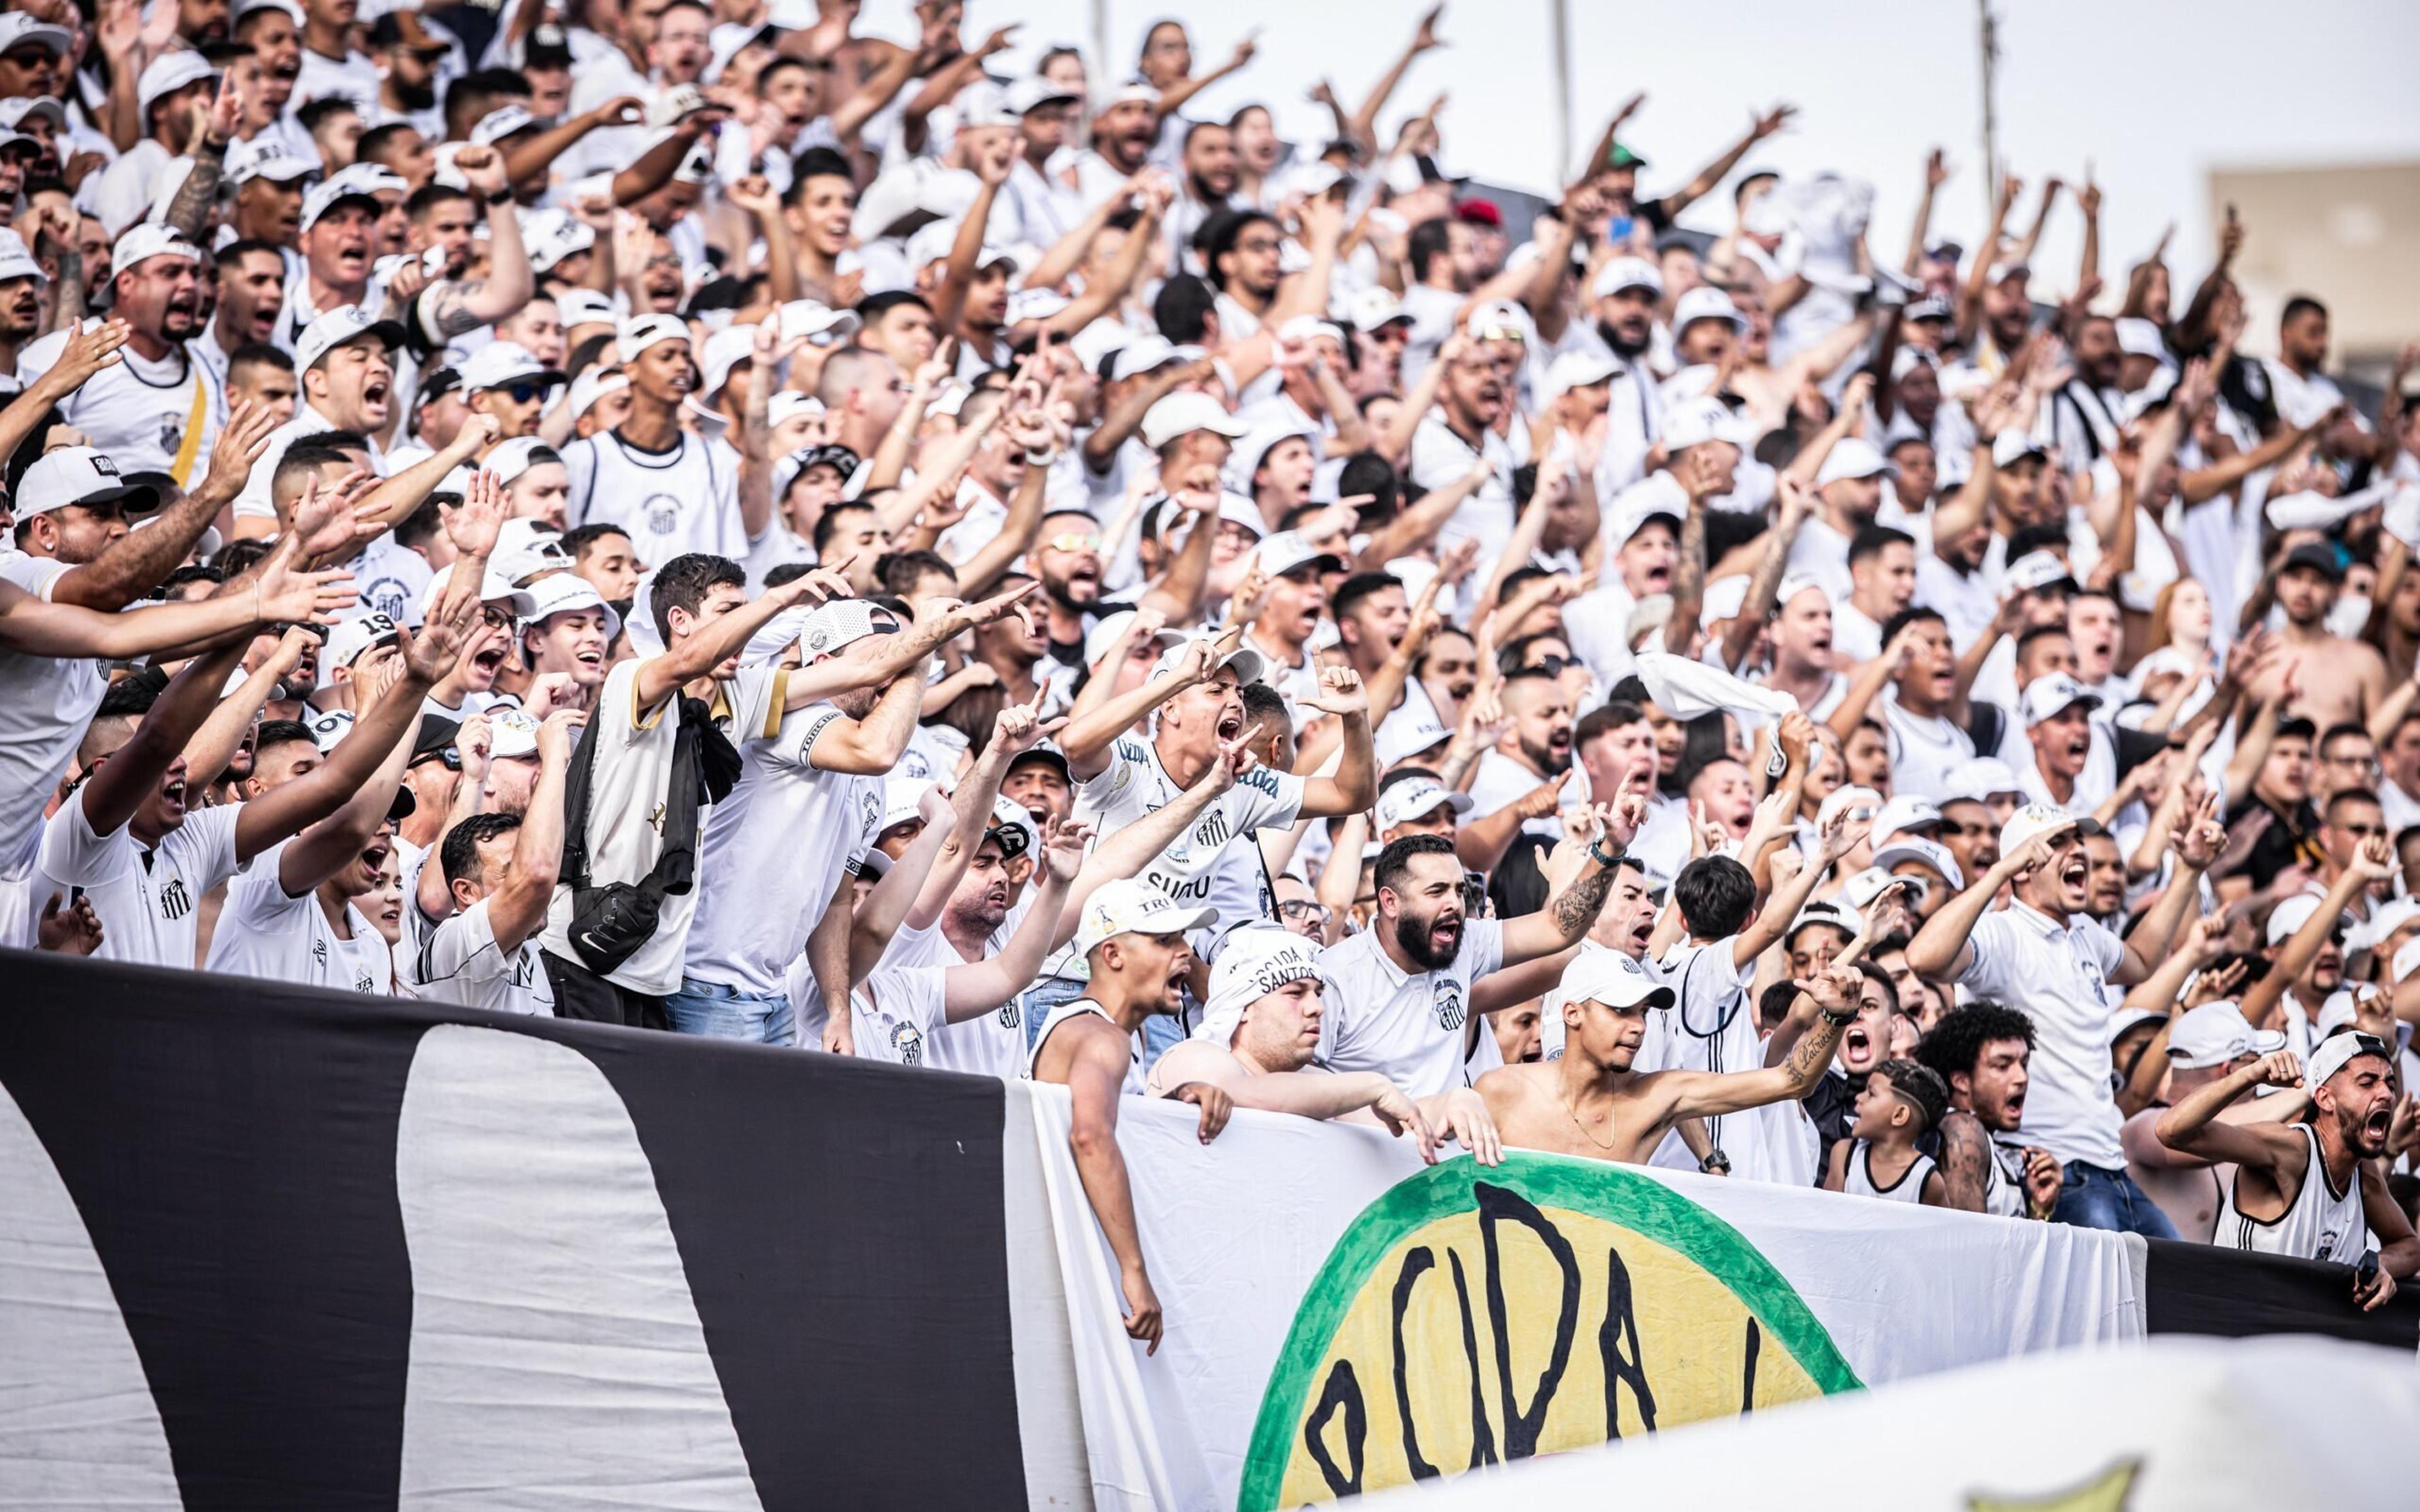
top-left (502, 381), bottom-right (544, 406)
top-left (1046, 532), bottom-right (1102, 554)
top-left (1526, 653), bottom-right (1574, 677)
top-left (410, 746), bottom-right (461, 772)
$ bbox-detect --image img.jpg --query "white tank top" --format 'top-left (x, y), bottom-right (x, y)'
top-left (1029, 997), bottom-right (1146, 1096)
top-left (1982, 1136), bottom-right (2030, 1218)
top-left (1845, 1140), bottom-right (1937, 1203)
top-left (2212, 1124), bottom-right (2367, 1264)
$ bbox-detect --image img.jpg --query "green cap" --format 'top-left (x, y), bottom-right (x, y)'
top-left (1607, 143), bottom-right (1647, 170)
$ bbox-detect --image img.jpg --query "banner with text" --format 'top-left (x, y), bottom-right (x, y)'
top-left (1026, 1089), bottom-right (2146, 1511)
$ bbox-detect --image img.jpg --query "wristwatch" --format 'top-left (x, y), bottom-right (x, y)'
top-left (1700, 1148), bottom-right (1731, 1175)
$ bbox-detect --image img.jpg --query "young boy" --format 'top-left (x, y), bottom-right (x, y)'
top-left (1824, 1057), bottom-right (1950, 1206)
top-left (748, 444), bottom-right (859, 591)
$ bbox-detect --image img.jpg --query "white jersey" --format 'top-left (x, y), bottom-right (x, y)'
top-left (1880, 692), bottom-right (1976, 801)
top-left (205, 838), bottom-right (391, 995)
top-left (2212, 1125), bottom-right (2367, 1264)
top-left (851, 964), bottom-right (951, 1067)
top-left (563, 429), bottom-right (747, 567)
top-left (1844, 1140), bottom-right (1938, 1204)
top-left (1981, 1129), bottom-right (2031, 1218)
top-left (36, 800), bottom-right (241, 972)
top-left (0, 556), bottom-right (108, 866)
top-left (1317, 917), bottom-right (1509, 1098)
top-left (410, 896), bottom-right (555, 1016)
top-left (1652, 938), bottom-right (1795, 1183)
top-left (19, 323), bottom-right (224, 481)
top-left (1028, 995), bottom-right (1146, 1096)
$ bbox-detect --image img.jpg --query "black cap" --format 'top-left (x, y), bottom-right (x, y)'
top-left (412, 714), bottom-right (461, 762)
top-left (1005, 746), bottom-right (1071, 782)
top-left (386, 785), bottom-right (417, 823)
top-left (2282, 542), bottom-right (2344, 581)
top-left (527, 23), bottom-right (573, 66)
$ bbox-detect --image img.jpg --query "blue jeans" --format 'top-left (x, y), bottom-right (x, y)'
top-left (666, 976), bottom-right (795, 1046)
top-left (1020, 974), bottom-right (1090, 1053)
top-left (2051, 1161), bottom-right (2179, 1239)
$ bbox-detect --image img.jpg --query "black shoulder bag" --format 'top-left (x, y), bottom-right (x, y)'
top-left (556, 693), bottom-right (742, 976)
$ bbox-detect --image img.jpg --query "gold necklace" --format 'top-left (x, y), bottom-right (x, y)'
top-left (1557, 1086), bottom-right (1622, 1152)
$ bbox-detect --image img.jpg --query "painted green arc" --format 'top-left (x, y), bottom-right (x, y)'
top-left (1235, 1152), bottom-right (1864, 1511)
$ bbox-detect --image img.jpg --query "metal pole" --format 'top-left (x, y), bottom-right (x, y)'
top-left (1550, 0), bottom-right (1573, 185)
top-left (1093, 0), bottom-right (1112, 86)
top-left (1978, 0), bottom-right (1999, 231)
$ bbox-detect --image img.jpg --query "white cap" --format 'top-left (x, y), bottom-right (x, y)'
top-left (1196, 924), bottom-right (1322, 1048)
top-left (470, 103), bottom-right (539, 146)
top-left (0, 14), bottom-right (72, 59)
top-left (1672, 286), bottom-right (1748, 333)
top-left (696, 323), bottom-right (756, 399)
top-left (618, 313), bottom-right (689, 361)
top-left (2166, 1002), bottom-right (2286, 1070)
top-left (0, 96), bottom-right (66, 133)
top-left (1591, 256), bottom-right (1662, 300)
top-left (304, 708), bottom-right (355, 753)
top-left (1150, 631), bottom-right (1266, 690)
top-left (519, 208), bottom-right (596, 274)
top-left (419, 564), bottom-right (538, 622)
top-left (1998, 803), bottom-right (2097, 860)
top-left (295, 305), bottom-right (403, 372)
top-left (2018, 673), bottom-right (2102, 728)
top-left (797, 597), bottom-right (898, 659)
top-left (1545, 350), bottom-right (1620, 399)
top-left (1872, 835), bottom-right (1965, 891)
top-left (2114, 318), bottom-right (2166, 360)
top-left (0, 229), bottom-right (40, 284)
top-left (1870, 793), bottom-right (1942, 845)
top-left (1559, 949), bottom-right (1676, 1011)
top-left (1814, 437), bottom-right (1898, 487)
top-left (228, 135), bottom-right (319, 185)
top-left (485, 435), bottom-right (556, 488)
top-left (1073, 878), bottom-right (1218, 956)
top-left (1255, 530), bottom-right (1343, 580)
top-left (1660, 395), bottom-right (1749, 452)
top-left (16, 447), bottom-right (158, 519)
top-left (2349, 896), bottom-right (2420, 956)
top-left (486, 707), bottom-right (543, 761)
top-left (2265, 891), bottom-right (2335, 948)
top-left (1140, 391), bottom-right (1249, 450)
top-left (110, 222), bottom-right (202, 275)
top-left (1344, 285), bottom-right (1410, 331)
top-left (556, 289), bottom-right (616, 329)
top-left (1464, 298), bottom-right (1528, 342)
top-left (984, 794), bottom-right (1038, 859)
top-left (2003, 549), bottom-right (2077, 595)
top-left (1083, 608), bottom-right (1184, 670)
top-left (136, 50), bottom-right (217, 121)
top-left (1993, 429), bottom-right (2050, 469)
top-left (1843, 866), bottom-right (1925, 910)
top-left (768, 391), bottom-right (826, 430)
top-left (1787, 899), bottom-right (1862, 943)
top-left (2308, 1029), bottom-right (2395, 1088)
top-left (779, 299), bottom-right (860, 346)
top-left (1005, 74), bottom-right (1080, 115)
top-left (880, 774), bottom-right (933, 832)
top-left (325, 613), bottom-right (400, 670)
top-left (1817, 784), bottom-right (1883, 834)
top-left (298, 175), bottom-right (383, 234)
top-left (458, 340), bottom-right (564, 393)
top-left (519, 570), bottom-right (619, 640)
top-left (1376, 777), bottom-right (1475, 832)
top-left (567, 368), bottom-right (629, 420)
top-left (1110, 333), bottom-right (1205, 383)
top-left (1375, 710), bottom-right (1453, 767)
top-left (1944, 756), bottom-right (2027, 802)
top-left (491, 516), bottom-right (572, 583)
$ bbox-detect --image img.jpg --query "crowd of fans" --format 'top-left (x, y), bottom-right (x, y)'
top-left (2, 0), bottom-right (2417, 1353)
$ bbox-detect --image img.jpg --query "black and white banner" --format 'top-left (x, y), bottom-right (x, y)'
top-left (0, 951), bottom-right (2412, 1509)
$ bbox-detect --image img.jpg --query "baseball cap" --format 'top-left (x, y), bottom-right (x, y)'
top-left (1590, 256), bottom-right (1662, 300)
top-left (411, 714), bottom-right (462, 765)
top-left (1374, 710), bottom-right (1453, 767)
top-left (1464, 298), bottom-right (1528, 342)
top-left (1904, 294), bottom-right (1954, 323)
top-left (295, 305), bottom-right (404, 373)
top-left (1151, 632), bottom-right (1267, 690)
top-left (879, 774), bottom-right (933, 833)
top-left (618, 313), bottom-right (690, 362)
top-left (418, 563), bottom-right (538, 622)
top-left (1843, 866), bottom-right (1925, 910)
top-left (297, 176), bottom-right (381, 234)
top-left (2349, 896), bottom-right (2420, 956)
top-left (2003, 549), bottom-right (2078, 595)
top-left (520, 208), bottom-right (596, 274)
top-left (1344, 285), bottom-right (1412, 331)
top-left (797, 597), bottom-right (899, 660)
top-left (0, 96), bottom-right (66, 134)
top-left (470, 103), bottom-right (540, 146)
top-left (1660, 395), bottom-right (1749, 453)
top-left (110, 223), bottom-right (201, 274)
top-left (1998, 803), bottom-right (2099, 859)
top-left (1256, 530), bottom-right (1343, 580)
top-left (492, 515), bottom-right (571, 578)
top-left (458, 340), bottom-right (565, 394)
top-left (1945, 756), bottom-right (2027, 803)
top-left (1672, 286), bottom-right (1748, 333)
top-left (2115, 318), bottom-right (2167, 360)
top-left (2108, 1007), bottom-right (2167, 1046)
top-left (16, 447), bottom-right (158, 520)
top-left (0, 14), bottom-right (72, 59)
top-left (1872, 836), bottom-right (1965, 892)
top-left (1376, 777), bottom-right (1475, 832)
top-left (2166, 1002), bottom-right (2286, 1070)
top-left (1109, 334), bottom-right (1206, 384)
top-left (1871, 793), bottom-right (1942, 845)
top-left (2308, 1029), bottom-right (2394, 1088)
top-left (519, 566), bottom-right (619, 640)
top-left (1073, 878), bottom-right (1218, 956)
top-left (984, 794), bottom-right (1037, 859)
top-left (136, 50), bottom-right (217, 120)
top-left (1196, 924), bottom-right (1323, 1047)
top-left (1785, 899), bottom-right (1861, 944)
top-left (1545, 350), bottom-right (1619, 399)
top-left (2281, 541), bottom-right (2344, 583)
top-left (483, 436), bottom-right (557, 490)
top-left (567, 367), bottom-right (629, 420)
top-left (779, 299), bottom-right (861, 346)
top-left (1814, 437), bottom-right (1898, 487)
top-left (2264, 891), bottom-right (2337, 948)
top-left (1083, 608), bottom-right (1185, 670)
top-left (304, 708), bottom-right (355, 754)
top-left (1817, 784), bottom-right (1884, 834)
top-left (556, 289), bottom-right (616, 329)
top-left (1140, 391), bottom-right (1249, 450)
top-left (1560, 949), bottom-right (1676, 1012)
top-left (228, 135), bottom-right (318, 185)
top-left (486, 707), bottom-right (543, 761)
top-left (1005, 74), bottom-right (1080, 115)
top-left (1992, 430), bottom-right (2050, 469)
top-left (693, 323), bottom-right (758, 401)
top-left (325, 612), bottom-right (400, 670)
top-left (2019, 673), bottom-right (2102, 728)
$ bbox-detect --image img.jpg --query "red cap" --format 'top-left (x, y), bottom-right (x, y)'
top-left (1454, 198), bottom-right (1502, 228)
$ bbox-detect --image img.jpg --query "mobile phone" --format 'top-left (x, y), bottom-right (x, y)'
top-left (2357, 1249), bottom-right (2380, 1290)
top-left (1461, 871), bottom-right (1488, 916)
top-left (1607, 214), bottom-right (1635, 244)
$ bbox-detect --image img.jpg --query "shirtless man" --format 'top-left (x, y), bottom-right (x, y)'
top-left (1477, 951), bottom-right (1855, 1163)
top-left (2268, 541), bottom-right (2385, 732)
top-left (1147, 924), bottom-right (1504, 1162)
top-left (2155, 1034), bottom-right (2419, 1309)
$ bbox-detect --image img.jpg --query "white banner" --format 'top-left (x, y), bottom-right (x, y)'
top-left (1019, 1085), bottom-right (2146, 1511)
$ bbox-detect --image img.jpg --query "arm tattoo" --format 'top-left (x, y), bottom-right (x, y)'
top-left (1937, 1112), bottom-right (1988, 1212)
top-left (1672, 500), bottom-right (1708, 628)
top-left (163, 140), bottom-right (226, 244)
top-left (1550, 862), bottom-right (1618, 939)
top-left (1782, 1013), bottom-right (1845, 1086)
top-left (430, 283), bottom-right (490, 340)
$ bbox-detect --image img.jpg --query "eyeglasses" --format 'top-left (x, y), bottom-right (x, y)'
top-left (410, 746), bottom-right (461, 772)
top-left (478, 605), bottom-right (516, 629)
top-left (1046, 532), bottom-right (1102, 554)
top-left (1278, 900), bottom-right (1330, 925)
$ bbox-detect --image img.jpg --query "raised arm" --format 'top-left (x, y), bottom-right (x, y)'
top-left (2153, 1051), bottom-right (2311, 1169)
top-left (418, 148), bottom-right (535, 341)
top-left (486, 711), bottom-right (583, 953)
top-left (1666, 966), bottom-right (1853, 1120)
top-left (941, 821), bottom-right (1084, 1019)
top-left (1294, 668), bottom-right (1378, 820)
top-left (1656, 103), bottom-right (1794, 222)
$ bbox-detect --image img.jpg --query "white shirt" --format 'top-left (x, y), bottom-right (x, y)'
top-left (682, 701), bottom-right (880, 998)
top-left (1654, 938), bottom-right (1795, 1182)
top-left (1407, 413), bottom-right (1518, 576)
top-left (79, 139), bottom-right (174, 236)
top-left (536, 658), bottom-right (783, 995)
top-left (233, 400), bottom-right (388, 522)
top-left (37, 801), bottom-right (241, 971)
top-left (19, 321), bottom-right (224, 480)
top-left (1956, 902), bottom-right (2128, 1169)
top-left (206, 837), bottom-right (393, 994)
top-left (293, 46), bottom-right (383, 113)
top-left (1467, 749), bottom-right (1560, 839)
top-left (1833, 601), bottom-right (1884, 665)
top-left (412, 895), bottom-right (556, 1015)
top-left (1317, 916), bottom-right (1509, 1098)
top-left (563, 429), bottom-right (747, 568)
top-left (0, 555), bottom-right (108, 866)
top-left (1880, 690), bottom-right (1976, 801)
top-left (852, 963), bottom-right (952, 1066)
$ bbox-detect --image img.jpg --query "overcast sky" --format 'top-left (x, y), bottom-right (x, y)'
top-left (852, 0), bottom-right (2420, 309)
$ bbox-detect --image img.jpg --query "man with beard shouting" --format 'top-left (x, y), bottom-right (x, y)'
top-left (2157, 1036), bottom-right (2420, 1309)
top-left (1320, 793), bottom-right (1641, 1099)
top-left (20, 226), bottom-right (224, 481)
top-left (1916, 1002), bottom-right (2065, 1218)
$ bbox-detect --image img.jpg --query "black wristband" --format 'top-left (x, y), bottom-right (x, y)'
top-left (1589, 840), bottom-right (1624, 868)
top-left (1819, 1006), bottom-right (1857, 1027)
top-left (485, 188), bottom-right (514, 206)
